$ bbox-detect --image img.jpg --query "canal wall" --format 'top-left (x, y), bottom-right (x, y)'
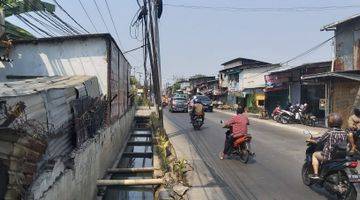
top-left (31, 106), bottom-right (135, 200)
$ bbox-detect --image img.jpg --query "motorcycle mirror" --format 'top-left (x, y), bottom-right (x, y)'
top-left (303, 130), bottom-right (312, 137)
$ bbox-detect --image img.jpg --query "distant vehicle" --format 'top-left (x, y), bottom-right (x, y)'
top-left (169, 96), bottom-right (188, 112)
top-left (188, 95), bottom-right (213, 112)
top-left (192, 115), bottom-right (203, 130)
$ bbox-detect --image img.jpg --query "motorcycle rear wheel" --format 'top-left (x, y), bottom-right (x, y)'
top-left (301, 163), bottom-right (314, 186)
top-left (239, 143), bottom-right (251, 163)
top-left (337, 180), bottom-right (357, 200)
top-left (280, 116), bottom-right (289, 124)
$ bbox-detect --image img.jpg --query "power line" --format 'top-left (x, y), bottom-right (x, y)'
top-left (280, 36), bottom-right (335, 65)
top-left (25, 0), bottom-right (79, 35)
top-left (164, 3), bottom-right (360, 13)
top-left (124, 44), bottom-right (146, 54)
top-left (78, 0), bottom-right (98, 32)
top-left (20, 0), bottom-right (70, 35)
top-left (244, 36), bottom-right (335, 79)
top-left (50, 13), bottom-right (82, 34)
top-left (53, 0), bottom-right (89, 34)
top-left (2, 1), bottom-right (56, 37)
top-left (17, 14), bottom-right (51, 36)
top-left (26, 13), bottom-right (58, 36)
top-left (104, 0), bottom-right (122, 47)
top-left (92, 0), bottom-right (111, 33)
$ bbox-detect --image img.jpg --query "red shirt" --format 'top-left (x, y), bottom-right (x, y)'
top-left (225, 114), bottom-right (249, 136)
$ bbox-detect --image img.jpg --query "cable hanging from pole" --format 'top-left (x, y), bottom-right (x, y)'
top-left (104, 0), bottom-right (122, 47)
top-left (78, 0), bottom-right (98, 33)
top-left (93, 0), bottom-right (111, 33)
top-left (52, 0), bottom-right (89, 34)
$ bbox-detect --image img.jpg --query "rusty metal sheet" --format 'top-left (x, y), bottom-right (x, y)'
top-left (354, 39), bottom-right (360, 70)
top-left (334, 58), bottom-right (345, 71)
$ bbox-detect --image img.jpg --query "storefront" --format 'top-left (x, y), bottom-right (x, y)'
top-left (264, 71), bottom-right (291, 114)
top-left (302, 72), bottom-right (360, 128)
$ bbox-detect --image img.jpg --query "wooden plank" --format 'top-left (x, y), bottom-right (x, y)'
top-left (127, 141), bottom-right (153, 146)
top-left (97, 178), bottom-right (163, 186)
top-left (130, 133), bottom-right (152, 137)
top-left (107, 167), bottom-right (154, 174)
top-left (122, 152), bottom-right (153, 158)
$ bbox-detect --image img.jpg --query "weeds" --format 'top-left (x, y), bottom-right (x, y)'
top-left (173, 159), bottom-right (189, 180)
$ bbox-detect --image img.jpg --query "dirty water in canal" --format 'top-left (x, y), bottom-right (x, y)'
top-left (103, 130), bottom-right (154, 200)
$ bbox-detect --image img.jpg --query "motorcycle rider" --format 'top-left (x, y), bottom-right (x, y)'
top-left (348, 107), bottom-right (360, 154)
top-left (220, 106), bottom-right (249, 160)
top-left (306, 113), bottom-right (348, 179)
top-left (190, 98), bottom-right (204, 123)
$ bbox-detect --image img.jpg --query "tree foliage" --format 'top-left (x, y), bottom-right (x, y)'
top-left (172, 82), bottom-right (181, 93)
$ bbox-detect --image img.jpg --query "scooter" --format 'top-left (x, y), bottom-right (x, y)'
top-left (221, 121), bottom-right (254, 163)
top-left (192, 115), bottom-right (203, 130)
top-left (301, 131), bottom-right (359, 200)
top-left (272, 106), bottom-right (282, 122)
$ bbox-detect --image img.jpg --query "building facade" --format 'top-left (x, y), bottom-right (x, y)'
top-left (302, 15), bottom-right (360, 127)
top-left (265, 62), bottom-right (331, 120)
top-left (219, 57), bottom-right (270, 108)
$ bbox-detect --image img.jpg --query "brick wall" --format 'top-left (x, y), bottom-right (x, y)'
top-left (331, 80), bottom-right (360, 128)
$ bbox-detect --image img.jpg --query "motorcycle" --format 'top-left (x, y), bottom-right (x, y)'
top-left (192, 115), bottom-right (203, 130)
top-left (279, 103), bottom-right (318, 126)
top-left (301, 131), bottom-right (359, 200)
top-left (278, 105), bottom-right (298, 124)
top-left (302, 113), bottom-right (318, 127)
top-left (221, 121), bottom-right (254, 163)
top-left (272, 106), bottom-right (283, 122)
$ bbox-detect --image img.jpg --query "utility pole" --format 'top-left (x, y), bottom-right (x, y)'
top-left (142, 22), bottom-right (148, 103)
top-left (144, 0), bottom-right (163, 127)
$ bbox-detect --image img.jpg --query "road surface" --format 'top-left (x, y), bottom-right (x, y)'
top-left (164, 110), bottom-right (334, 200)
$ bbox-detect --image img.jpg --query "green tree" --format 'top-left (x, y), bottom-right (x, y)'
top-left (172, 82), bottom-right (180, 93)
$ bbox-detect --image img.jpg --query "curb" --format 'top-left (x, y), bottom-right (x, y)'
top-left (213, 109), bottom-right (327, 135)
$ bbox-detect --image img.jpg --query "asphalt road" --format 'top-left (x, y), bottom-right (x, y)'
top-left (164, 110), bottom-right (334, 200)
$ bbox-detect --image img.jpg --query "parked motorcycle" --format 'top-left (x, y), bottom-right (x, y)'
top-left (278, 105), bottom-right (298, 124)
top-left (302, 131), bottom-right (359, 200)
top-left (278, 103), bottom-right (318, 126)
top-left (221, 121), bottom-right (254, 163)
top-left (192, 115), bottom-right (203, 130)
top-left (271, 105), bottom-right (283, 122)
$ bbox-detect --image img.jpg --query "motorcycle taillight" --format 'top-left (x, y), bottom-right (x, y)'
top-left (346, 161), bottom-right (358, 168)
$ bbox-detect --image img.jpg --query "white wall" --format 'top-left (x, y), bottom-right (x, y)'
top-left (0, 38), bottom-right (109, 94)
top-left (239, 66), bottom-right (273, 90)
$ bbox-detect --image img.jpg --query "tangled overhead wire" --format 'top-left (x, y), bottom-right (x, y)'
top-left (130, 4), bottom-right (147, 41)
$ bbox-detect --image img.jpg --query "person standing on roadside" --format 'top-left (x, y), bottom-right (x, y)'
top-left (348, 108), bottom-right (360, 154)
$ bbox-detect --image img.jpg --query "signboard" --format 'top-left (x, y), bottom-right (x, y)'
top-left (319, 98), bottom-right (327, 110)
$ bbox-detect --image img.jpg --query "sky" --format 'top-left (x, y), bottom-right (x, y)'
top-left (6, 0), bottom-right (360, 85)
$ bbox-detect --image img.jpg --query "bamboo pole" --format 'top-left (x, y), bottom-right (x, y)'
top-left (97, 178), bottom-right (163, 186)
top-left (107, 167), bottom-right (154, 174)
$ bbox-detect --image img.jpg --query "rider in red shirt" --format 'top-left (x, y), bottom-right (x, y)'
top-left (220, 106), bottom-right (249, 160)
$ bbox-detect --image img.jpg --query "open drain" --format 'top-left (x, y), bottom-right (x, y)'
top-left (98, 116), bottom-right (162, 200)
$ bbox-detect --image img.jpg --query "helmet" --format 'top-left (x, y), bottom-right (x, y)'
top-left (328, 113), bottom-right (343, 128)
top-left (194, 98), bottom-right (200, 104)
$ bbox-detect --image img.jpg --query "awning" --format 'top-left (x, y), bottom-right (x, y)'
top-left (301, 72), bottom-right (360, 82)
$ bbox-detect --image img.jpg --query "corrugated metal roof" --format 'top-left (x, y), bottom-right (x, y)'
top-left (268, 61), bottom-right (331, 75)
top-left (301, 72), bottom-right (360, 81)
top-left (221, 57), bottom-right (270, 66)
top-left (0, 76), bottom-right (96, 97)
top-left (322, 13), bottom-right (360, 31)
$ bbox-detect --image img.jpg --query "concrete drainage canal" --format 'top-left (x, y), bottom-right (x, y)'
top-left (97, 116), bottom-right (162, 200)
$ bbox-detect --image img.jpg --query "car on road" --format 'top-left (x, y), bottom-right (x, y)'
top-left (188, 95), bottom-right (213, 112)
top-left (169, 96), bottom-right (188, 112)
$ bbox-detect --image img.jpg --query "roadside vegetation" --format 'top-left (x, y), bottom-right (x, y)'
top-left (150, 112), bottom-right (192, 199)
